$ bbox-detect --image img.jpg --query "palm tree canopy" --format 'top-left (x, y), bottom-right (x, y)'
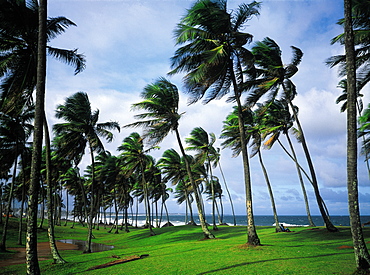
top-left (53, 92), bottom-right (120, 164)
top-left (185, 126), bottom-right (218, 167)
top-left (169, 0), bottom-right (260, 104)
top-left (0, 0), bottom-right (86, 114)
top-left (124, 77), bottom-right (183, 146)
top-left (247, 37), bottom-right (303, 105)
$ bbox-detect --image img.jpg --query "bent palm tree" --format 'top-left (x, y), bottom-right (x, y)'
top-left (186, 127), bottom-right (219, 230)
top-left (125, 77), bottom-right (214, 239)
top-left (248, 37), bottom-right (337, 232)
top-left (169, 0), bottom-right (261, 245)
top-left (53, 91), bottom-right (120, 253)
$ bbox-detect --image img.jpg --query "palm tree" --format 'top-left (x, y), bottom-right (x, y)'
top-left (220, 106), bottom-right (281, 231)
top-left (344, 0), bottom-right (370, 269)
top-left (118, 132), bottom-right (156, 235)
top-left (53, 91), bottom-right (120, 253)
top-left (0, 105), bottom-right (33, 251)
top-left (250, 107), bottom-right (281, 232)
top-left (169, 0), bottom-right (261, 245)
top-left (262, 100), bottom-right (315, 227)
top-left (248, 37), bottom-right (337, 232)
top-left (186, 127), bottom-right (219, 230)
top-left (158, 148), bottom-right (197, 225)
top-left (125, 77), bottom-right (215, 239)
top-left (327, 0), bottom-right (370, 98)
top-left (213, 148), bottom-right (237, 226)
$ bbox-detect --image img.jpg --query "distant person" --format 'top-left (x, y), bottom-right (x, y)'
top-left (362, 221), bottom-right (370, 227)
top-left (280, 224), bottom-right (291, 232)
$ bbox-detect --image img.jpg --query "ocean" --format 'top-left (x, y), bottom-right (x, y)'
top-left (99, 214), bottom-right (370, 228)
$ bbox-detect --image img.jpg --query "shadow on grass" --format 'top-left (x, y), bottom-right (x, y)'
top-left (197, 252), bottom-right (353, 274)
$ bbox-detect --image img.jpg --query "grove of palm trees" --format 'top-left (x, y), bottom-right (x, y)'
top-left (0, 0), bottom-right (370, 273)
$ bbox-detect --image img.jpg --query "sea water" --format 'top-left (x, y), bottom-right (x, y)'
top-left (91, 214), bottom-right (370, 227)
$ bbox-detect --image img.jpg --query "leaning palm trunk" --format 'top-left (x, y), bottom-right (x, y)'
top-left (344, 0), bottom-right (370, 269)
top-left (44, 114), bottom-right (66, 263)
top-left (175, 129), bottom-right (214, 239)
top-left (281, 135), bottom-right (315, 226)
top-left (287, 99), bottom-right (337, 232)
top-left (0, 154), bottom-right (18, 251)
top-left (257, 150), bottom-right (281, 232)
top-left (207, 158), bottom-right (218, 230)
top-left (218, 163), bottom-right (236, 226)
top-left (184, 187), bottom-right (196, 225)
top-left (18, 181), bottom-right (26, 245)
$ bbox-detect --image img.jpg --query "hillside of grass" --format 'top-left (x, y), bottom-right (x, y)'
top-left (0, 218), bottom-right (369, 274)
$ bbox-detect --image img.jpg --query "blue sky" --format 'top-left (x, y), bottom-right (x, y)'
top-left (45, 0), bottom-right (370, 216)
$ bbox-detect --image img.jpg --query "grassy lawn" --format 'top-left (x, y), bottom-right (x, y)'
top-left (1, 218), bottom-right (368, 274)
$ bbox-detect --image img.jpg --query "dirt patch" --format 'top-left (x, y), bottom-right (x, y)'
top-left (337, 245), bottom-right (354, 249)
top-left (0, 241), bottom-right (79, 267)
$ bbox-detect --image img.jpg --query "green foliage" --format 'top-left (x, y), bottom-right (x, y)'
top-left (1, 219), bottom-right (368, 274)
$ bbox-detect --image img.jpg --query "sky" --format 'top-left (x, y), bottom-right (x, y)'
top-left (44, 0), bottom-right (370, 217)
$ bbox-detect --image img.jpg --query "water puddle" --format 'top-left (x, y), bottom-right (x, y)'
top-left (58, 239), bottom-right (114, 253)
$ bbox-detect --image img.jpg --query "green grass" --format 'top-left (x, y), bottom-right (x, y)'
top-left (1, 218), bottom-right (369, 274)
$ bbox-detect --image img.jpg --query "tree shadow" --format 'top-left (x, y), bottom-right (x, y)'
top-left (197, 252), bottom-right (353, 274)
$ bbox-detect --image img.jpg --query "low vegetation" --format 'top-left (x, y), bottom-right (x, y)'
top-left (0, 218), bottom-right (369, 274)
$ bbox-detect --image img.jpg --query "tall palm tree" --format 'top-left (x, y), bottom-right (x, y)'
top-left (169, 0), bottom-right (261, 245)
top-left (249, 107), bottom-right (281, 232)
top-left (53, 91), bottom-right (120, 253)
top-left (344, 0), bottom-right (370, 269)
top-left (125, 77), bottom-right (214, 238)
top-left (118, 132), bottom-right (156, 235)
top-left (248, 37), bottom-right (337, 232)
top-left (186, 127), bottom-right (219, 230)
top-left (262, 100), bottom-right (315, 227)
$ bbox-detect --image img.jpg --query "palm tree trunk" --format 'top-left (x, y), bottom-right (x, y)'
top-left (184, 188), bottom-right (196, 225)
top-left (0, 155), bottom-right (18, 251)
top-left (287, 99), bottom-right (338, 232)
top-left (218, 163), bottom-right (236, 226)
top-left (231, 61), bottom-right (260, 244)
top-left (281, 135), bottom-right (315, 226)
top-left (175, 129), bottom-right (214, 238)
top-left (26, 0), bottom-right (47, 272)
top-left (85, 145), bottom-right (95, 253)
top-left (344, 0), bottom-right (370, 269)
top-left (258, 150), bottom-right (281, 232)
top-left (235, 94), bottom-right (260, 245)
top-left (44, 114), bottom-right (66, 263)
top-left (17, 182), bottom-right (26, 245)
top-left (207, 158), bottom-right (218, 231)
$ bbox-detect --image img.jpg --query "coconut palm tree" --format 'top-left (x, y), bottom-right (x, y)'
top-left (53, 91), bottom-right (120, 253)
top-left (261, 100), bottom-right (315, 227)
top-left (186, 127), bottom-right (219, 230)
top-left (125, 77), bottom-right (214, 239)
top-left (248, 37), bottom-right (337, 232)
top-left (118, 132), bottom-right (157, 235)
top-left (169, 0), bottom-right (261, 245)
top-left (158, 148), bottom-right (197, 225)
top-left (343, 0), bottom-right (370, 270)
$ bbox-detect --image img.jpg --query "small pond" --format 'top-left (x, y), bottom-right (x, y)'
top-left (58, 239), bottom-right (114, 253)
